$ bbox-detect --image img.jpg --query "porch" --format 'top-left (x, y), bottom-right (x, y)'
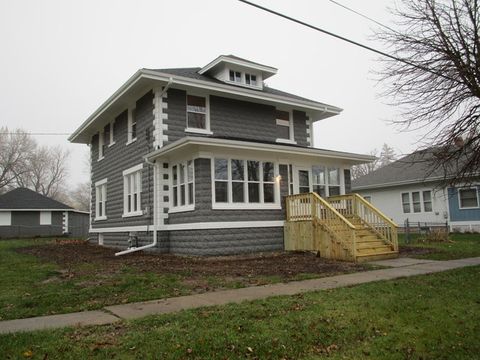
top-left (284, 193), bottom-right (399, 262)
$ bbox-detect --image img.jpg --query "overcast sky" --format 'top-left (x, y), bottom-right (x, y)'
top-left (0, 0), bottom-right (422, 187)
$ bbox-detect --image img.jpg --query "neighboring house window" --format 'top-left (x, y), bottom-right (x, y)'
top-left (423, 190), bottom-right (432, 212)
top-left (245, 73), bottom-right (257, 86)
top-left (213, 158), bottom-right (279, 208)
top-left (312, 166), bottom-right (326, 197)
top-left (459, 188), bottom-right (479, 209)
top-left (229, 70), bottom-right (241, 82)
top-left (0, 212), bottom-right (11, 226)
top-left (186, 95), bottom-right (210, 132)
top-left (127, 107), bottom-right (137, 144)
top-left (170, 161), bottom-right (195, 211)
top-left (401, 193), bottom-right (410, 213)
top-left (412, 192), bottom-right (421, 213)
top-left (95, 178), bottom-right (107, 220)
top-left (98, 130), bottom-right (104, 160)
top-left (328, 168), bottom-right (340, 196)
top-left (123, 164), bottom-right (143, 217)
top-left (40, 211), bottom-right (52, 225)
top-left (275, 110), bottom-right (294, 143)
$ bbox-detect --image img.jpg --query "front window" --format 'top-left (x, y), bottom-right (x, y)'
top-left (276, 110), bottom-right (291, 141)
top-left (459, 188), bottom-right (479, 208)
top-left (401, 193), bottom-right (410, 213)
top-left (245, 73), bottom-right (257, 86)
top-left (213, 158), bottom-right (279, 208)
top-left (171, 161), bottom-right (195, 211)
top-left (187, 95), bottom-right (208, 130)
top-left (423, 190), bottom-right (432, 212)
top-left (229, 70), bottom-right (242, 82)
top-left (95, 179), bottom-right (107, 220)
top-left (412, 191), bottom-right (421, 213)
top-left (328, 168), bottom-right (340, 196)
top-left (312, 166), bottom-right (326, 197)
top-left (123, 165), bottom-right (142, 217)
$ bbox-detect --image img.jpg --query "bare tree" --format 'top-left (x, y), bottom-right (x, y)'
top-left (352, 149), bottom-right (379, 179)
top-left (0, 128), bottom-right (36, 193)
top-left (376, 0), bottom-right (480, 184)
top-left (378, 143), bottom-right (397, 168)
top-left (68, 182), bottom-right (90, 211)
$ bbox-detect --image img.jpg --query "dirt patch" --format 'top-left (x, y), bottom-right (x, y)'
top-left (16, 241), bottom-right (370, 282)
top-left (399, 245), bottom-right (438, 257)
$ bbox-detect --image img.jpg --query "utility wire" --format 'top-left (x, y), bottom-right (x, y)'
top-left (327, 0), bottom-right (397, 33)
top-left (238, 0), bottom-right (460, 84)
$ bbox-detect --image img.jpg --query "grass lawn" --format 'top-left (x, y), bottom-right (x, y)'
top-left (0, 238), bottom-right (372, 321)
top-left (1, 266), bottom-right (479, 359)
top-left (399, 233), bottom-right (480, 260)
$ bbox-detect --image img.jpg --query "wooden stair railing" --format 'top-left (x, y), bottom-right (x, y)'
top-left (327, 193), bottom-right (399, 252)
top-left (286, 193), bottom-right (357, 259)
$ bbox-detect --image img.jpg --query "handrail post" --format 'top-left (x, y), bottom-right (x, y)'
top-left (311, 193), bottom-right (316, 221)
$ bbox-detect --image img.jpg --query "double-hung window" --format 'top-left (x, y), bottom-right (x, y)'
top-left (423, 190), bottom-right (432, 212)
top-left (312, 166), bottom-right (326, 197)
top-left (95, 179), bottom-right (107, 220)
top-left (127, 107), bottom-right (137, 144)
top-left (186, 94), bottom-right (210, 133)
top-left (98, 131), bottom-right (104, 160)
top-left (401, 193), bottom-right (410, 213)
top-left (459, 188), bottom-right (479, 209)
top-left (275, 110), bottom-right (293, 143)
top-left (412, 191), bottom-right (421, 213)
top-left (229, 70), bottom-right (242, 83)
top-left (171, 161), bottom-right (195, 211)
top-left (123, 164), bottom-right (142, 217)
top-left (245, 73), bottom-right (257, 86)
top-left (327, 168), bottom-right (341, 196)
top-left (213, 158), bottom-right (278, 208)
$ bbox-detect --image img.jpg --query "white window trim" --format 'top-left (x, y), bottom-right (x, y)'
top-left (401, 192), bottom-right (411, 213)
top-left (186, 93), bottom-right (211, 134)
top-left (169, 160), bottom-right (196, 213)
top-left (122, 164), bottom-right (143, 217)
top-left (458, 187), bottom-right (480, 209)
top-left (0, 211), bottom-right (11, 226)
top-left (275, 109), bottom-right (296, 144)
top-left (95, 178), bottom-right (108, 221)
top-left (40, 211), bottom-right (52, 225)
top-left (225, 68), bottom-right (262, 89)
top-left (126, 107), bottom-right (137, 145)
top-left (211, 158), bottom-right (281, 210)
top-left (98, 130), bottom-right (104, 161)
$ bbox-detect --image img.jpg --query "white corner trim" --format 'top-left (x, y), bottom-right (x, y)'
top-left (95, 178), bottom-right (108, 187)
top-left (163, 220), bottom-right (285, 231)
top-left (123, 163), bottom-right (144, 176)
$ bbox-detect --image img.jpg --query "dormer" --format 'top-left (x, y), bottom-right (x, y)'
top-left (198, 55), bottom-right (277, 91)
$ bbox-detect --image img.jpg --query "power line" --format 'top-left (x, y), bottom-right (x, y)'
top-left (238, 0), bottom-right (459, 84)
top-left (327, 0), bottom-right (397, 33)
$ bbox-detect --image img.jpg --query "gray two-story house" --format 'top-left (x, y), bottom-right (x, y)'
top-left (69, 55), bottom-right (374, 256)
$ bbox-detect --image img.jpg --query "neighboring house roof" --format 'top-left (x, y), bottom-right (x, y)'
top-left (0, 188), bottom-right (73, 210)
top-left (352, 148), bottom-right (472, 190)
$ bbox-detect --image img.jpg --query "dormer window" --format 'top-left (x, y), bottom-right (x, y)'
top-left (229, 70), bottom-right (242, 83)
top-left (245, 74), bottom-right (257, 86)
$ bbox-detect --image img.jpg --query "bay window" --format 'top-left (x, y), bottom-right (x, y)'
top-left (312, 166), bottom-right (326, 197)
top-left (213, 158), bottom-right (279, 208)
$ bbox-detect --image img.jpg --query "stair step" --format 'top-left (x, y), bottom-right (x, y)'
top-left (356, 241), bottom-right (390, 249)
top-left (356, 251), bottom-right (399, 263)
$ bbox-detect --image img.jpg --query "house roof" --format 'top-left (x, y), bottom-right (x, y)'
top-left (69, 56), bottom-right (343, 144)
top-left (351, 148), bottom-right (468, 190)
top-left (197, 54), bottom-right (278, 79)
top-left (145, 136), bottom-right (375, 165)
top-left (0, 188), bottom-right (73, 210)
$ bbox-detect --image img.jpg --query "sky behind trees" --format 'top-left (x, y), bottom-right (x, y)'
top-left (0, 0), bottom-right (424, 187)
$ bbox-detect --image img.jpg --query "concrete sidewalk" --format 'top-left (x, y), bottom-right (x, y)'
top-left (1, 257), bottom-right (479, 334)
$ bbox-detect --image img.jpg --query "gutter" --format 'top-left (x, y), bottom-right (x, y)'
top-left (115, 80), bottom-right (173, 256)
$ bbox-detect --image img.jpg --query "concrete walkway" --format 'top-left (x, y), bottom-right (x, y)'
top-left (1, 257), bottom-right (479, 334)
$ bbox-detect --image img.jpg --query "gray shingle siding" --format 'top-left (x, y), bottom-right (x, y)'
top-left (164, 90), bottom-right (310, 146)
top-left (0, 211), bottom-right (64, 238)
top-left (90, 90), bottom-right (155, 229)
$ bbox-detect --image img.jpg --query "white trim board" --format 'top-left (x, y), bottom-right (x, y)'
top-left (90, 221), bottom-right (284, 233)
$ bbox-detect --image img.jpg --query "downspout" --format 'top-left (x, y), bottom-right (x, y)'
top-left (115, 79), bottom-right (173, 256)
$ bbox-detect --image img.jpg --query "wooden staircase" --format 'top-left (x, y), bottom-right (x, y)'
top-left (284, 193), bottom-right (398, 263)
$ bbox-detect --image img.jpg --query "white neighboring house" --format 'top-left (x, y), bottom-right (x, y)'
top-left (352, 149), bottom-right (480, 232)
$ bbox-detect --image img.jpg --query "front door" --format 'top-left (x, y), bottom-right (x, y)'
top-left (294, 167), bottom-right (311, 194)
